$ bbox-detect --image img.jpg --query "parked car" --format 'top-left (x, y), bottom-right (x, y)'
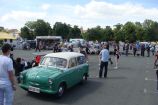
top-left (19, 52), bottom-right (89, 98)
top-left (27, 40), bottom-right (36, 49)
top-left (22, 40), bottom-right (36, 50)
top-left (89, 45), bottom-right (100, 55)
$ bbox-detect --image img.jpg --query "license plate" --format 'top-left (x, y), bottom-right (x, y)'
top-left (28, 86), bottom-right (40, 93)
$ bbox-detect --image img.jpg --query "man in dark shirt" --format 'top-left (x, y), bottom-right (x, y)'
top-left (15, 58), bottom-right (24, 83)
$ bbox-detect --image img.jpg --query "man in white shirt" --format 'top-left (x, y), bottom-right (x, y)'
top-left (0, 44), bottom-right (16, 105)
top-left (99, 44), bottom-right (109, 78)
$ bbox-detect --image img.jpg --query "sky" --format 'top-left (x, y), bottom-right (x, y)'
top-left (0, 0), bottom-right (158, 30)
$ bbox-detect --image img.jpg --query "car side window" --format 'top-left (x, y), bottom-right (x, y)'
top-left (77, 56), bottom-right (86, 65)
top-left (69, 58), bottom-right (77, 68)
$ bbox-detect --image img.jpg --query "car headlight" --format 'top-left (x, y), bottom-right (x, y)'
top-left (20, 74), bottom-right (24, 83)
top-left (48, 78), bottom-right (53, 84)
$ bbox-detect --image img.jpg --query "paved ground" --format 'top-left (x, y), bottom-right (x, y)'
top-left (1, 50), bottom-right (158, 105)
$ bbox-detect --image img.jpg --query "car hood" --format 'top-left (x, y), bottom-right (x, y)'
top-left (26, 66), bottom-right (62, 83)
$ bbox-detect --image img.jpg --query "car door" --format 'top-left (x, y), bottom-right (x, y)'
top-left (77, 56), bottom-right (87, 80)
top-left (66, 58), bottom-right (79, 87)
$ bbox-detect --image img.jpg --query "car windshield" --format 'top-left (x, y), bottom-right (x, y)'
top-left (40, 57), bottom-right (67, 68)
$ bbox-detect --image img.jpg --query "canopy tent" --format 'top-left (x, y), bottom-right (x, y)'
top-left (0, 32), bottom-right (16, 40)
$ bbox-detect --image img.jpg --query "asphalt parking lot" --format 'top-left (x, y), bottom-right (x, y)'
top-left (1, 50), bottom-right (158, 105)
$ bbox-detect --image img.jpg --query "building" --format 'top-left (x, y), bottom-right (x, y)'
top-left (7, 29), bottom-right (20, 38)
top-left (0, 26), bottom-right (4, 31)
top-left (80, 27), bottom-right (87, 34)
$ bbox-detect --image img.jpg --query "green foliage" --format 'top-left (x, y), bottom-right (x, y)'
top-left (20, 26), bottom-right (33, 40)
top-left (122, 22), bottom-right (137, 42)
top-left (102, 26), bottom-right (114, 41)
top-left (53, 22), bottom-right (70, 39)
top-left (84, 19), bottom-right (158, 42)
top-left (84, 26), bottom-right (103, 41)
top-left (21, 19), bottom-right (53, 40)
top-left (34, 19), bottom-right (52, 36)
top-left (68, 25), bottom-right (81, 39)
top-left (113, 23), bottom-right (124, 42)
top-left (20, 19), bottom-right (158, 41)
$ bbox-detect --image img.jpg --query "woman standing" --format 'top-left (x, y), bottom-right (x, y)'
top-left (114, 45), bottom-right (120, 69)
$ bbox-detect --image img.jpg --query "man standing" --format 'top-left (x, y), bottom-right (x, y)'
top-left (125, 43), bottom-right (129, 56)
top-left (107, 42), bottom-right (113, 64)
top-left (99, 44), bottom-right (109, 78)
top-left (133, 43), bottom-right (137, 56)
top-left (140, 44), bottom-right (144, 57)
top-left (0, 44), bottom-right (16, 105)
top-left (80, 47), bottom-right (88, 60)
top-left (146, 44), bottom-right (150, 57)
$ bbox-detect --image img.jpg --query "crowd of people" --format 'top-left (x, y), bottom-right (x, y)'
top-left (1, 40), bottom-right (158, 105)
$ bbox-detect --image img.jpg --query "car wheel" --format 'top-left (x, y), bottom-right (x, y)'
top-left (55, 84), bottom-right (65, 98)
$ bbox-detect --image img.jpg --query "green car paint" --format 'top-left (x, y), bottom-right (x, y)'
top-left (19, 61), bottom-right (89, 95)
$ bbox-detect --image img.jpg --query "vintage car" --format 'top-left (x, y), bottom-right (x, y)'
top-left (19, 52), bottom-right (89, 98)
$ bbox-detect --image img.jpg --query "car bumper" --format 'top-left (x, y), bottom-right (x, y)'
top-left (19, 84), bottom-right (57, 94)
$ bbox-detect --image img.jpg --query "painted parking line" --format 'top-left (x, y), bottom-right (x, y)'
top-left (153, 69), bottom-right (158, 71)
top-left (145, 70), bottom-right (149, 73)
top-left (145, 69), bottom-right (158, 72)
top-left (145, 77), bottom-right (157, 82)
top-left (144, 88), bottom-right (158, 94)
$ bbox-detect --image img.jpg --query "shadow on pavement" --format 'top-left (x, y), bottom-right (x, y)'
top-left (106, 76), bottom-right (127, 80)
top-left (26, 79), bottom-right (103, 104)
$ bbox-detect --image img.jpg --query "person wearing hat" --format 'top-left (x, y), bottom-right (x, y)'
top-left (98, 44), bottom-right (110, 78)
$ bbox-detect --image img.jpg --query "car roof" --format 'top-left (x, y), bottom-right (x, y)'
top-left (45, 52), bottom-right (84, 60)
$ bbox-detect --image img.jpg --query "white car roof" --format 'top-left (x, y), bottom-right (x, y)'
top-left (45, 52), bottom-right (84, 60)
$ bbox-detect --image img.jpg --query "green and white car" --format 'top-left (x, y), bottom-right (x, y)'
top-left (19, 52), bottom-right (89, 98)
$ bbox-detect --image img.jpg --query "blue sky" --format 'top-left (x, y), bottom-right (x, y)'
top-left (0, 0), bottom-right (158, 29)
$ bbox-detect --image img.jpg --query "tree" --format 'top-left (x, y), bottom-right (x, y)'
top-left (21, 19), bottom-right (53, 39)
top-left (135, 22), bottom-right (145, 41)
top-left (68, 25), bottom-right (81, 39)
top-left (33, 19), bottom-right (52, 36)
top-left (102, 26), bottom-right (114, 41)
top-left (20, 26), bottom-right (33, 40)
top-left (53, 22), bottom-right (70, 39)
top-left (83, 26), bottom-right (103, 41)
top-left (143, 19), bottom-right (158, 41)
top-left (122, 22), bottom-right (137, 42)
top-left (113, 23), bottom-right (124, 42)
top-left (20, 19), bottom-right (158, 41)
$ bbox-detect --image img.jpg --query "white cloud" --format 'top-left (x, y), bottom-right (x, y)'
top-left (0, 10), bottom-right (46, 22)
top-left (74, 1), bottom-right (158, 24)
top-left (41, 4), bottom-right (51, 10)
top-left (1, 1), bottom-right (158, 29)
top-left (0, 10), bottom-right (47, 29)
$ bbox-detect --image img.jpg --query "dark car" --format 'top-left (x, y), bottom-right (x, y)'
top-left (26, 40), bottom-right (36, 49)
